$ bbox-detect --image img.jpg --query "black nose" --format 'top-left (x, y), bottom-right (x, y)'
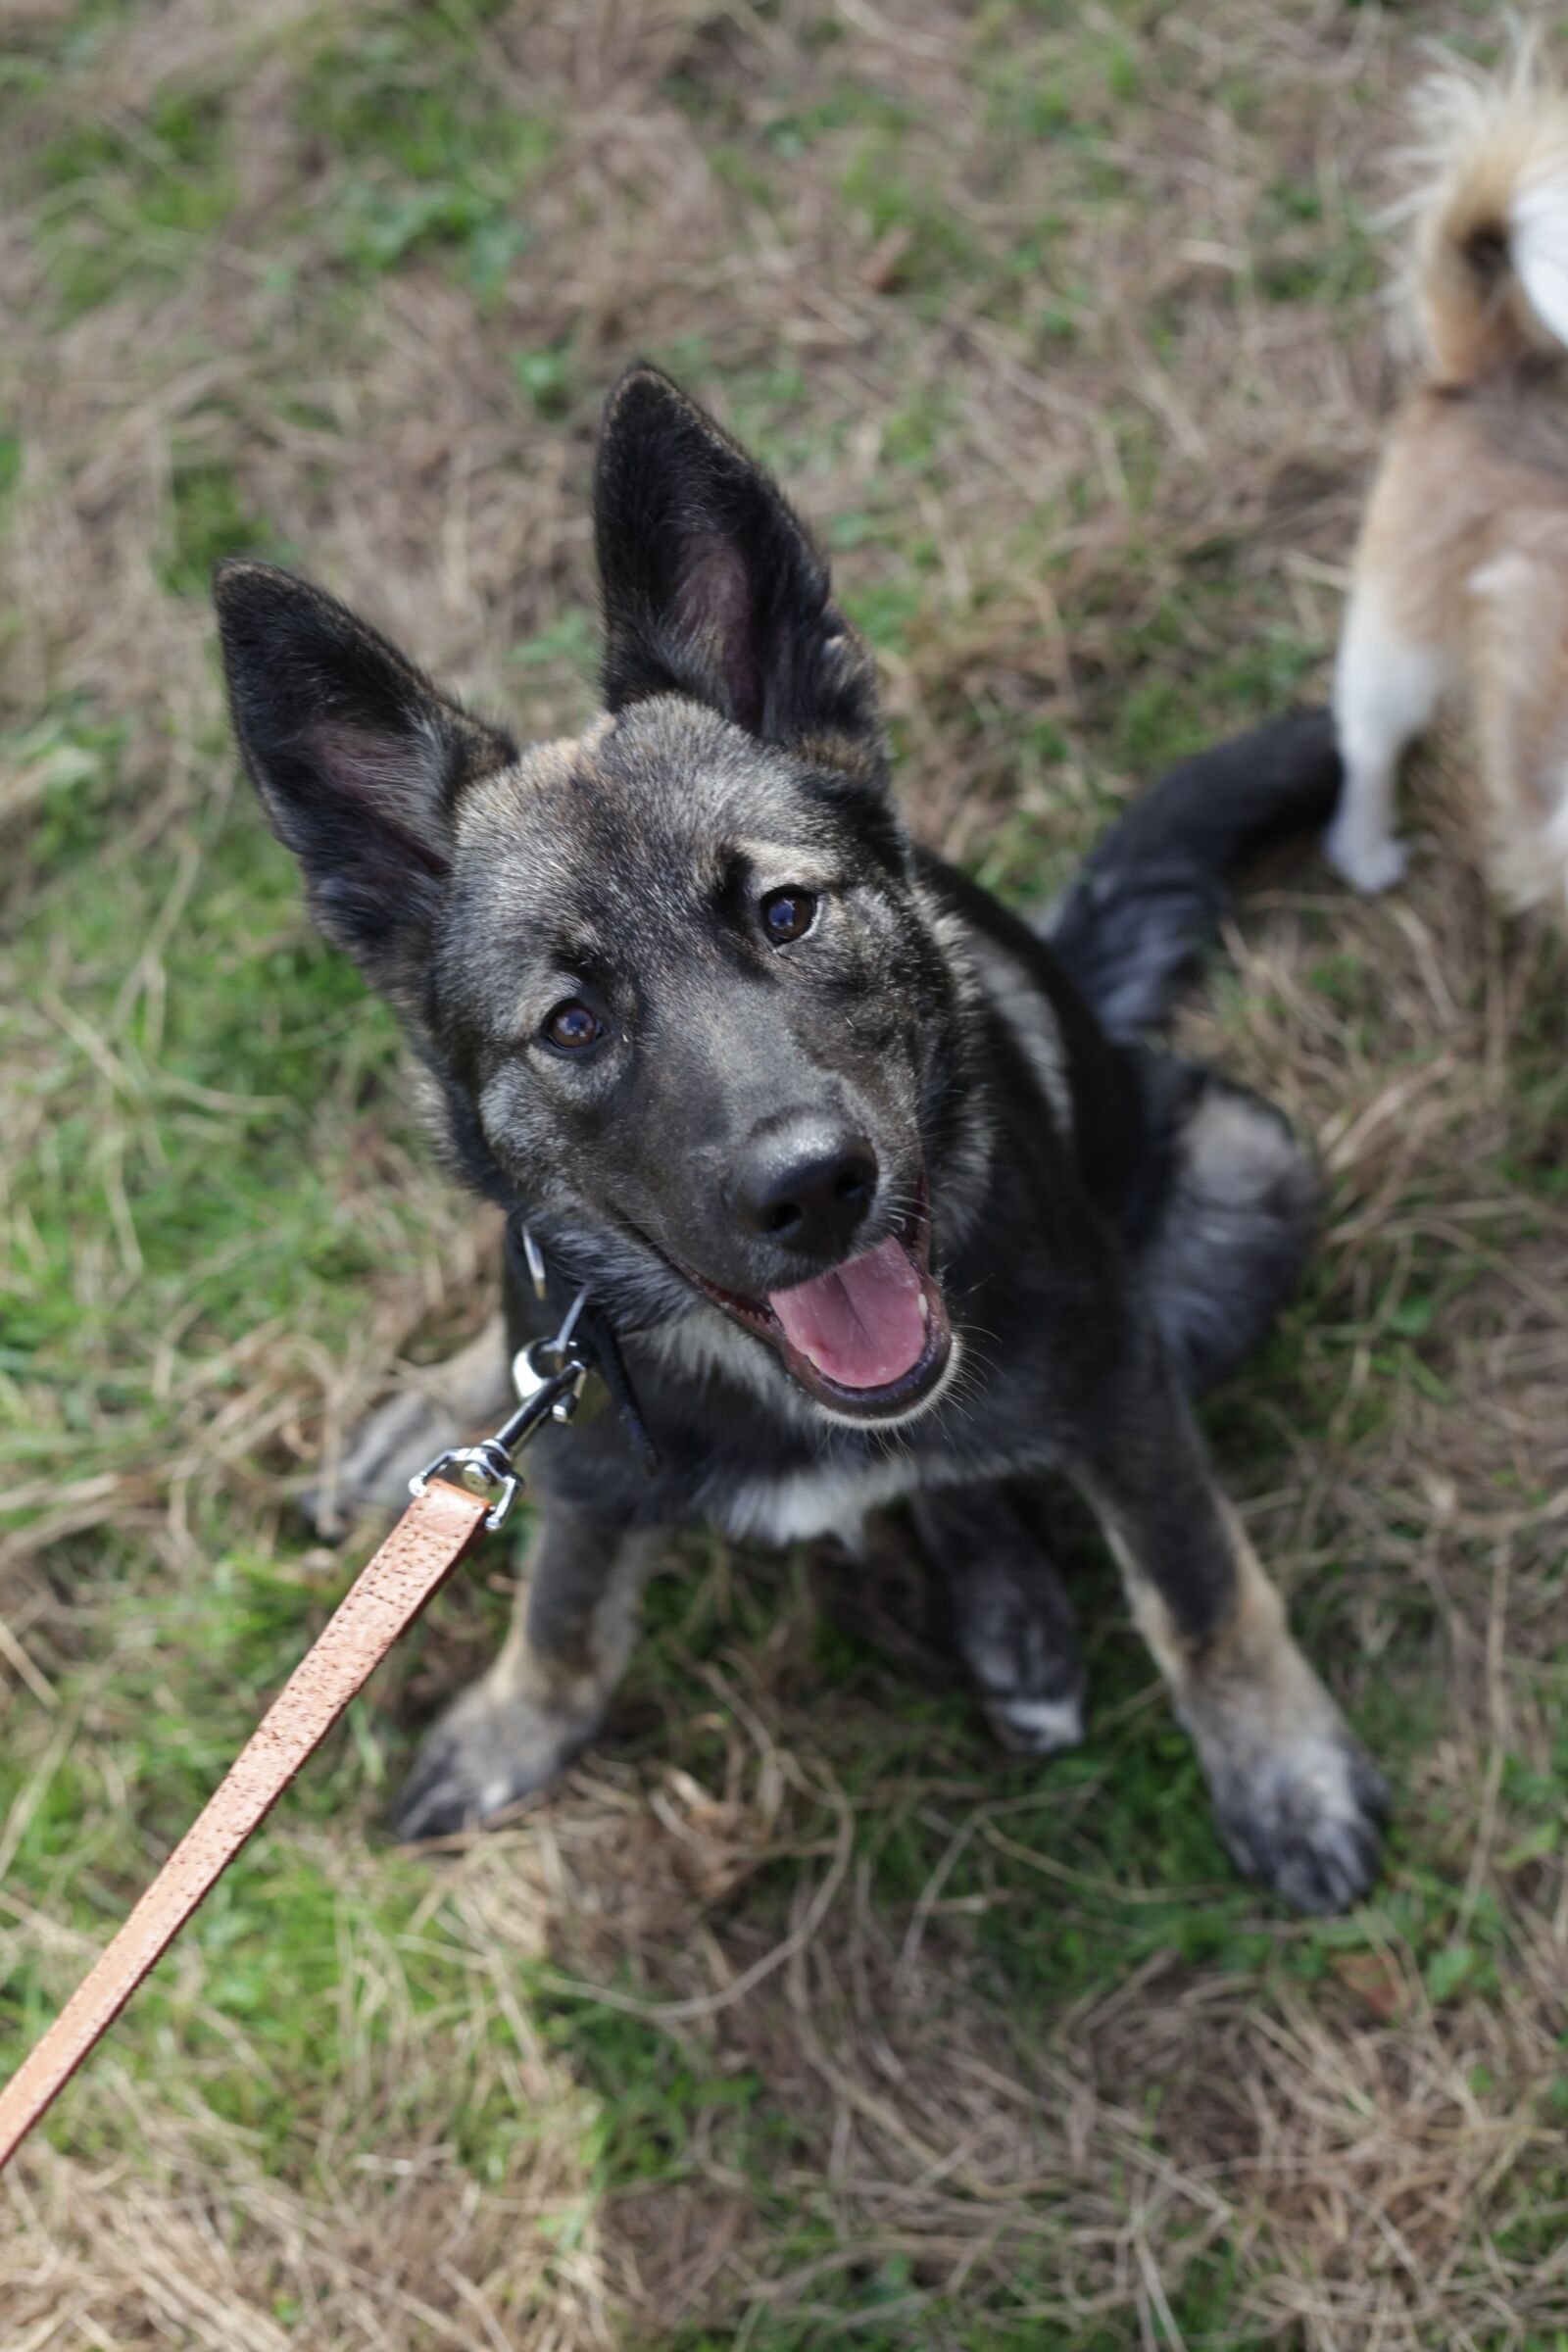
top-left (730, 1119), bottom-right (878, 1260)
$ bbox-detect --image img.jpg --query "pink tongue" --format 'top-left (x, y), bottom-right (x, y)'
top-left (768, 1236), bottom-right (927, 1391)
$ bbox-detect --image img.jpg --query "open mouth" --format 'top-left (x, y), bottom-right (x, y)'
top-left (684, 1199), bottom-right (954, 1421)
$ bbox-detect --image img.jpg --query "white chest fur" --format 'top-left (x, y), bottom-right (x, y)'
top-left (718, 1457), bottom-right (922, 1548)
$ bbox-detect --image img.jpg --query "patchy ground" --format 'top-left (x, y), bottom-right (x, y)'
top-left (3, 1), bottom-right (1567, 2344)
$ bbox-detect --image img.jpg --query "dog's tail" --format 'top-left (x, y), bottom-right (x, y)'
top-left (1044, 709), bottom-right (1340, 1039)
top-left (1401, 39), bottom-right (1568, 384)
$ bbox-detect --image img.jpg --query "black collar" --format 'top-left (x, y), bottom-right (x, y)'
top-left (503, 1212), bottom-right (661, 1476)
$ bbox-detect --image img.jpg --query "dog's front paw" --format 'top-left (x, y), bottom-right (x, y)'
top-left (392, 1679), bottom-right (600, 1841)
top-left (304, 1392), bottom-right (464, 1540)
top-left (984, 1687), bottom-right (1086, 1757)
top-left (1323, 819), bottom-right (1410, 897)
top-left (1207, 1716), bottom-right (1387, 1913)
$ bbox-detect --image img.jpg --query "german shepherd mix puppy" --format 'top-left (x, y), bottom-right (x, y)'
top-left (1327, 45), bottom-right (1568, 909)
top-left (217, 367), bottom-right (1385, 1911)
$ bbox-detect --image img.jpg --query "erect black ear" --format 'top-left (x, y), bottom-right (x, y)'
top-left (593, 365), bottom-right (883, 768)
top-left (215, 562), bottom-right (515, 996)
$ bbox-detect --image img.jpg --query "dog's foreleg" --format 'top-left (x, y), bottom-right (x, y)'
top-left (1077, 1366), bottom-right (1385, 1911)
top-left (912, 1483), bottom-right (1085, 1755)
top-left (1325, 579), bottom-right (1446, 894)
top-left (393, 1498), bottom-right (658, 1839)
top-left (305, 1312), bottom-right (514, 1537)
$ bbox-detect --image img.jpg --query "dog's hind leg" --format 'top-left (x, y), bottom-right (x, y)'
top-left (1133, 1063), bottom-right (1319, 1397)
top-left (393, 1495), bottom-right (659, 1840)
top-left (1075, 1348), bottom-right (1386, 1912)
top-left (1325, 575), bottom-right (1447, 894)
top-left (912, 1483), bottom-right (1085, 1755)
top-left (304, 1313), bottom-right (513, 1537)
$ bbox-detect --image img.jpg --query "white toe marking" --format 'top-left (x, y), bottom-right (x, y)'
top-left (1324, 819), bottom-right (1410, 896)
top-left (996, 1693), bottom-right (1085, 1747)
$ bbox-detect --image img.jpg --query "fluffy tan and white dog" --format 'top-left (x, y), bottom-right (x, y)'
top-left (1326, 41), bottom-right (1568, 910)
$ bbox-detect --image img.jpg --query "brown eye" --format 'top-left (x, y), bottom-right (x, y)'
top-left (543, 1000), bottom-right (604, 1053)
top-left (760, 887), bottom-right (817, 945)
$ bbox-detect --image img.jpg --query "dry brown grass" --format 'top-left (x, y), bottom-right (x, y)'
top-left (4, 0), bottom-right (1568, 2344)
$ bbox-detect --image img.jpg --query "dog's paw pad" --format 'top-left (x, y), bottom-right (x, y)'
top-left (1213, 1732), bottom-right (1387, 1914)
top-left (985, 1689), bottom-right (1086, 1757)
top-left (1324, 823), bottom-right (1410, 896)
top-left (391, 1689), bottom-right (598, 1842)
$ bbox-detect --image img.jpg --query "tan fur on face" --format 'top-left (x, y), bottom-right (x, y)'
top-left (462, 712), bottom-right (617, 827)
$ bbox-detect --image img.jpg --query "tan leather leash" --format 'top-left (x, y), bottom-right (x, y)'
top-left (0, 1480), bottom-right (487, 2171)
top-left (0, 1305), bottom-right (598, 2176)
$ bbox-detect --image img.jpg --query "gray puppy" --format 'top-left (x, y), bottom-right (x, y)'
top-left (216, 366), bottom-right (1384, 1911)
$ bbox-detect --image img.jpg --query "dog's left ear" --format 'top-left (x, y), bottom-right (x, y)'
top-left (593, 365), bottom-right (884, 773)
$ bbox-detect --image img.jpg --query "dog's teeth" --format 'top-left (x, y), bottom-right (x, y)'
top-left (918, 1293), bottom-right (930, 1326)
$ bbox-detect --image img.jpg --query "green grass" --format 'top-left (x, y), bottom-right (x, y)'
top-left (32, 83), bottom-right (239, 319)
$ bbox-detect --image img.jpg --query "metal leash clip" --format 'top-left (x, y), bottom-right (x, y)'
top-left (409, 1286), bottom-right (592, 1531)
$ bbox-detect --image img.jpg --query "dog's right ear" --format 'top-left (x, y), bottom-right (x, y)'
top-left (215, 562), bottom-right (514, 999)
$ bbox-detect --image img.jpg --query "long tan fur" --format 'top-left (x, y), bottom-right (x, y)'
top-left (1324, 34), bottom-right (1568, 913)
